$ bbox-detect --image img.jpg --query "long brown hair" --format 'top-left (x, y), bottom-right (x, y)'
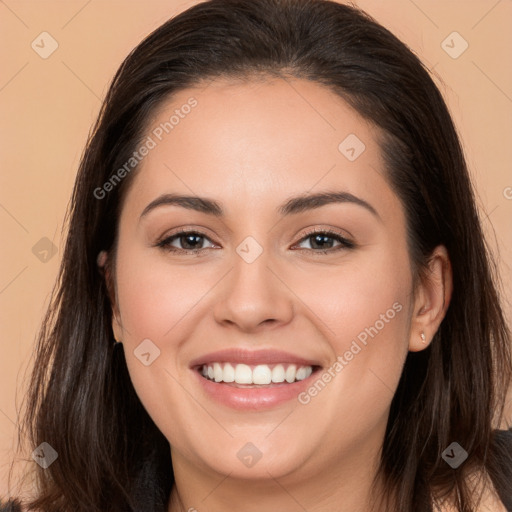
top-left (7, 0), bottom-right (512, 510)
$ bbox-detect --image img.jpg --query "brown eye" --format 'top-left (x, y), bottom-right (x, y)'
top-left (157, 230), bottom-right (215, 253)
top-left (294, 229), bottom-right (355, 254)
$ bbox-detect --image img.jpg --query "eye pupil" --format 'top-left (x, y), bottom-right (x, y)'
top-left (181, 234), bottom-right (203, 250)
top-left (310, 234), bottom-right (334, 250)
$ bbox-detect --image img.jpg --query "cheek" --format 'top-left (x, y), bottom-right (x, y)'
top-left (113, 247), bottom-right (227, 426)
top-left (295, 246), bottom-right (413, 423)
top-left (113, 248), bottom-right (207, 443)
top-left (301, 244), bottom-right (412, 350)
top-left (114, 246), bottom-right (212, 342)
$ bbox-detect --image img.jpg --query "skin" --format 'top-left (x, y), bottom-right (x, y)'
top-left (107, 77), bottom-right (453, 512)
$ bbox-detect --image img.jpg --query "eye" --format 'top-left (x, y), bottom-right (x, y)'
top-left (156, 230), bottom-right (217, 253)
top-left (293, 228), bottom-right (355, 254)
top-left (156, 228), bottom-right (355, 255)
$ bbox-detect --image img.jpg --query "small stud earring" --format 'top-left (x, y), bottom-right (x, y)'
top-left (420, 332), bottom-right (426, 343)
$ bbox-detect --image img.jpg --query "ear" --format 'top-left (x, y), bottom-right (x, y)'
top-left (97, 250), bottom-right (123, 342)
top-left (409, 245), bottom-right (453, 352)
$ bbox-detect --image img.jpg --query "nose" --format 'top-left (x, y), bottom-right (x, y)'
top-left (212, 245), bottom-right (295, 333)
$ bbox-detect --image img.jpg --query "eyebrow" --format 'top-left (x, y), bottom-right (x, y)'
top-left (140, 191), bottom-right (380, 221)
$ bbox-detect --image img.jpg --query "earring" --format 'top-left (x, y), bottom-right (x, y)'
top-left (420, 332), bottom-right (426, 343)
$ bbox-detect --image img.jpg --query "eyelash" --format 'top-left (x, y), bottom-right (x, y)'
top-left (156, 228), bottom-right (355, 255)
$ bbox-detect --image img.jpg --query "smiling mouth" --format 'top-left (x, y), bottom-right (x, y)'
top-left (197, 362), bottom-right (322, 387)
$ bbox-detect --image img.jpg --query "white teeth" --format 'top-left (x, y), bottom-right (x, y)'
top-left (223, 363), bottom-right (235, 383)
top-left (295, 366), bottom-right (313, 381)
top-left (253, 365), bottom-right (272, 385)
top-left (285, 364), bottom-right (296, 383)
top-left (271, 364), bottom-right (285, 383)
top-left (213, 362), bottom-right (223, 382)
top-left (201, 362), bottom-right (314, 384)
top-left (234, 363), bottom-right (252, 384)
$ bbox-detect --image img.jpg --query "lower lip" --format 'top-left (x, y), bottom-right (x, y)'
top-left (193, 368), bottom-right (320, 410)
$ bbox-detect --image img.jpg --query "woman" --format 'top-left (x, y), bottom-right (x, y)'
top-left (2, 0), bottom-right (511, 510)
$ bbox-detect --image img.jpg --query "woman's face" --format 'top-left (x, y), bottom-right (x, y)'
top-left (111, 77), bottom-right (420, 484)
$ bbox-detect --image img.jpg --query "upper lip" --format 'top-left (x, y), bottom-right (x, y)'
top-left (189, 348), bottom-right (322, 368)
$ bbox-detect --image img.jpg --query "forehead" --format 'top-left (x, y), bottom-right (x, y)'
top-left (122, 77), bottom-right (399, 221)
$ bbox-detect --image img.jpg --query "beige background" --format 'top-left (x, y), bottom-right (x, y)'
top-left (1, 0), bottom-right (511, 497)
